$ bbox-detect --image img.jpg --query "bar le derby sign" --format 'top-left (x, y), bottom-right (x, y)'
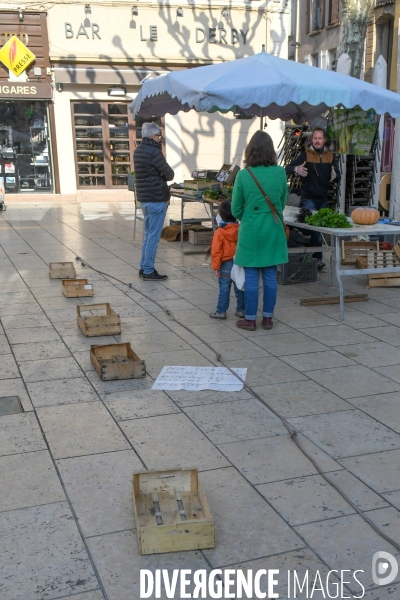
top-left (0, 35), bottom-right (36, 75)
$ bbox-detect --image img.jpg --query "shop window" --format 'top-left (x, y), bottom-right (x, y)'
top-left (0, 101), bottom-right (54, 193)
top-left (72, 101), bottom-right (162, 189)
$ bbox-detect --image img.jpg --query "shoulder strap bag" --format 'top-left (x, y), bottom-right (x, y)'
top-left (246, 168), bottom-right (290, 240)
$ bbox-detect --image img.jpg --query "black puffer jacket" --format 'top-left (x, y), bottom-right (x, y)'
top-left (134, 138), bottom-right (174, 203)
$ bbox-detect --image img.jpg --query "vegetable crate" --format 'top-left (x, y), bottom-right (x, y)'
top-left (133, 468), bottom-right (215, 555)
top-left (77, 303), bottom-right (121, 337)
top-left (277, 258), bottom-right (318, 285)
top-left (184, 180), bottom-right (216, 191)
top-left (188, 229), bottom-right (214, 245)
top-left (341, 241), bottom-right (379, 265)
top-left (90, 342), bottom-right (146, 381)
top-left (49, 262), bottom-right (76, 279)
top-left (367, 250), bottom-right (400, 269)
top-left (357, 255), bottom-right (400, 287)
top-left (62, 279), bottom-right (94, 298)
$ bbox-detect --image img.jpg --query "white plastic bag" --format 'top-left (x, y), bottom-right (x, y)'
top-left (230, 257), bottom-right (245, 291)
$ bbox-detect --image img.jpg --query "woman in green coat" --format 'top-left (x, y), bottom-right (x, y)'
top-left (232, 131), bottom-right (288, 331)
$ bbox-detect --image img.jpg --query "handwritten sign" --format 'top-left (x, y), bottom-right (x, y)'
top-left (152, 366), bottom-right (247, 391)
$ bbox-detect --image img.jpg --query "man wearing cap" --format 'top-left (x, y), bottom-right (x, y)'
top-left (134, 122), bottom-right (174, 281)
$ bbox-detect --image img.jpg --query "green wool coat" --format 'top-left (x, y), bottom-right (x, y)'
top-left (231, 166), bottom-right (288, 267)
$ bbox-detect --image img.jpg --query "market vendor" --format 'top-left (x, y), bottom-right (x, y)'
top-left (285, 128), bottom-right (341, 270)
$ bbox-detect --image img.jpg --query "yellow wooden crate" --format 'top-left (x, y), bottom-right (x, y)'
top-left (133, 467), bottom-right (215, 555)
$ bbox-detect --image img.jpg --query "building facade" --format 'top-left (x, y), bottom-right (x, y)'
top-left (1, 2), bottom-right (291, 196)
top-left (0, 11), bottom-right (56, 194)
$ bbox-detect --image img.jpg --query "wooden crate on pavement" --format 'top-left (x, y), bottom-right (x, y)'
top-left (49, 262), bottom-right (76, 279)
top-left (133, 467), bottom-right (215, 555)
top-left (77, 303), bottom-right (121, 337)
top-left (62, 279), bottom-right (94, 298)
top-left (90, 342), bottom-right (146, 380)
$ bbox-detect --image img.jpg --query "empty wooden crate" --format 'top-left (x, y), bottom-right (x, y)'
top-left (49, 262), bottom-right (76, 279)
top-left (77, 303), bottom-right (121, 336)
top-left (90, 342), bottom-right (146, 380)
top-left (133, 467), bottom-right (215, 555)
top-left (341, 241), bottom-right (379, 265)
top-left (62, 279), bottom-right (94, 298)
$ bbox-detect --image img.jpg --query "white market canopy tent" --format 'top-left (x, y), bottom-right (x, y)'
top-left (129, 52), bottom-right (400, 123)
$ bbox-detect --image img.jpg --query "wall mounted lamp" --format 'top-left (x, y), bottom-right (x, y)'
top-left (221, 7), bottom-right (229, 17)
top-left (18, 8), bottom-right (24, 22)
top-left (85, 4), bottom-right (91, 14)
top-left (56, 82), bottom-right (63, 92)
top-left (176, 7), bottom-right (184, 17)
top-left (108, 86), bottom-right (127, 97)
top-left (132, 5), bottom-right (138, 16)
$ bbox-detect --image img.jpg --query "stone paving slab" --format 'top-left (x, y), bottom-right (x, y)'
top-left (0, 502), bottom-right (98, 600)
top-left (37, 402), bottom-right (130, 459)
top-left (339, 449), bottom-right (400, 493)
top-left (0, 450), bottom-right (65, 511)
top-left (103, 389), bottom-right (181, 420)
top-left (219, 433), bottom-right (341, 484)
top-left (184, 398), bottom-right (286, 444)
top-left (88, 531), bottom-right (210, 600)
top-left (120, 412), bottom-right (229, 471)
top-left (295, 511), bottom-right (400, 593)
top-left (27, 377), bottom-right (99, 408)
top-left (288, 410), bottom-right (400, 458)
top-left (0, 412), bottom-right (46, 456)
top-left (257, 469), bottom-right (389, 526)
top-left (56, 450), bottom-right (143, 537)
top-left (1, 199), bottom-right (400, 600)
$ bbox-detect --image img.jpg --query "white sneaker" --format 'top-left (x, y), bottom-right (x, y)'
top-left (235, 310), bottom-right (245, 318)
top-left (209, 311), bottom-right (226, 319)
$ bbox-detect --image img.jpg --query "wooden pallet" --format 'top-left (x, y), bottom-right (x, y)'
top-left (77, 303), bottom-right (121, 337)
top-left (90, 342), bottom-right (145, 380)
top-left (367, 250), bottom-right (400, 269)
top-left (357, 256), bottom-right (400, 287)
top-left (341, 241), bottom-right (379, 265)
top-left (300, 294), bottom-right (368, 306)
top-left (133, 468), bottom-right (215, 555)
top-left (62, 279), bottom-right (94, 298)
top-left (49, 262), bottom-right (76, 279)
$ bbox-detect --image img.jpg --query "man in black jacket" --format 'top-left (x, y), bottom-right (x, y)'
top-left (134, 122), bottom-right (175, 280)
top-left (286, 128), bottom-right (340, 269)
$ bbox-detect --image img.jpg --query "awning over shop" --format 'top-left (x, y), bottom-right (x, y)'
top-left (53, 64), bottom-right (180, 86)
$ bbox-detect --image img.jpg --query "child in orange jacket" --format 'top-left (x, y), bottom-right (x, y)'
top-left (210, 200), bottom-right (245, 319)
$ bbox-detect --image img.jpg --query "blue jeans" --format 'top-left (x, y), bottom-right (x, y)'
top-left (140, 202), bottom-right (168, 275)
top-left (300, 198), bottom-right (327, 261)
top-left (244, 266), bottom-right (277, 320)
top-left (216, 259), bottom-right (245, 314)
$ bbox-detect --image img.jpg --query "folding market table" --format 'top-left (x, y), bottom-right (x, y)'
top-left (170, 191), bottom-right (222, 250)
top-left (284, 210), bottom-right (400, 320)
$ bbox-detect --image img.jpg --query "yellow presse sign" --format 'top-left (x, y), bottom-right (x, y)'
top-left (0, 35), bottom-right (35, 75)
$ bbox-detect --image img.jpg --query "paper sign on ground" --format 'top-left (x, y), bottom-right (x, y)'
top-left (152, 366), bottom-right (247, 391)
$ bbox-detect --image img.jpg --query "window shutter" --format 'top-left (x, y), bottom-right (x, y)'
top-left (306, 0), bottom-right (310, 34)
top-left (319, 0), bottom-right (325, 29)
top-left (330, 0), bottom-right (339, 24)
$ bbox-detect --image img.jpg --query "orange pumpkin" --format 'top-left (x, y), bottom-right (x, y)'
top-left (351, 207), bottom-right (380, 225)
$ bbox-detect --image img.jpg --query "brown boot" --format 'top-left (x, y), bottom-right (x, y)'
top-left (261, 317), bottom-right (273, 330)
top-left (236, 318), bottom-right (256, 331)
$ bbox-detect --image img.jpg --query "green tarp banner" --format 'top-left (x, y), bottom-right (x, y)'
top-left (327, 108), bottom-right (378, 155)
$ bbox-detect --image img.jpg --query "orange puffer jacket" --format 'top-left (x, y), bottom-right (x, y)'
top-left (211, 222), bottom-right (239, 270)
